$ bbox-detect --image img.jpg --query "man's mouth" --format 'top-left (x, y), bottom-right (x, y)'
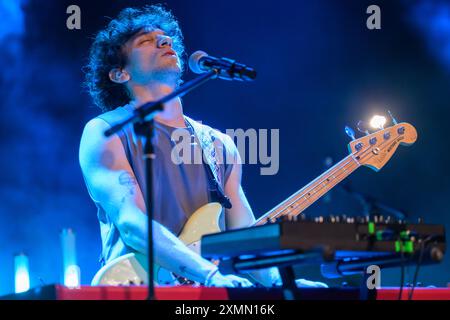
top-left (162, 50), bottom-right (176, 57)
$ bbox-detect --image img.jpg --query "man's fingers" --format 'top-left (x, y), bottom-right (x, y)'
top-left (228, 276), bottom-right (254, 288)
top-left (295, 278), bottom-right (329, 288)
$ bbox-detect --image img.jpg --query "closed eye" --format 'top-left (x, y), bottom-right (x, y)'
top-left (137, 35), bottom-right (156, 46)
top-left (139, 39), bottom-right (152, 45)
top-left (133, 29), bottom-right (164, 46)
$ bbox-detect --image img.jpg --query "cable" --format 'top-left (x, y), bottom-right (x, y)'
top-left (398, 245), bottom-right (405, 300)
top-left (408, 235), bottom-right (433, 300)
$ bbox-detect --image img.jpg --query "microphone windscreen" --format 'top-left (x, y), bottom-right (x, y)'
top-left (188, 50), bottom-right (208, 74)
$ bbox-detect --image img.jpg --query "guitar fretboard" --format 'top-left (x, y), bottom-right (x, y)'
top-left (254, 154), bottom-right (360, 226)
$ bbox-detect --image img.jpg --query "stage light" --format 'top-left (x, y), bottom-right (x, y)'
top-left (14, 253), bottom-right (30, 293)
top-left (60, 228), bottom-right (80, 288)
top-left (370, 115), bottom-right (387, 129)
top-left (64, 265), bottom-right (80, 288)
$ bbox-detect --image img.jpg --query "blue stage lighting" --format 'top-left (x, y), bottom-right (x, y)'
top-left (14, 253), bottom-right (30, 294)
top-left (60, 229), bottom-right (80, 288)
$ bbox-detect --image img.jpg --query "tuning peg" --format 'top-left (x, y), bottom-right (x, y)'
top-left (388, 110), bottom-right (398, 125)
top-left (357, 120), bottom-right (370, 135)
top-left (345, 126), bottom-right (356, 140)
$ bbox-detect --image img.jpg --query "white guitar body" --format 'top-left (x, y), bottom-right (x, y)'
top-left (91, 202), bottom-right (223, 286)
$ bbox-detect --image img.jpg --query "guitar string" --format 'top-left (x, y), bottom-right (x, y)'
top-left (260, 157), bottom-right (363, 222)
top-left (257, 156), bottom-right (358, 223)
top-left (257, 153), bottom-right (357, 222)
top-left (264, 133), bottom-right (396, 222)
top-left (263, 126), bottom-right (403, 221)
top-left (259, 131), bottom-right (402, 223)
top-left (263, 135), bottom-right (399, 222)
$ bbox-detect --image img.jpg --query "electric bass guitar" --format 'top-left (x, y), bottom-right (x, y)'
top-left (91, 122), bottom-right (417, 286)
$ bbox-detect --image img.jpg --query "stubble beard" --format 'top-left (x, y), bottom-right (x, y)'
top-left (151, 65), bottom-right (182, 88)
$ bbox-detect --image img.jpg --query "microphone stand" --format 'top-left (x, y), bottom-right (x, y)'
top-left (104, 69), bottom-right (219, 300)
top-left (340, 183), bottom-right (407, 220)
top-left (323, 157), bottom-right (407, 221)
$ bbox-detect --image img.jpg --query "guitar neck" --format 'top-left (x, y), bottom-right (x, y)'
top-left (254, 154), bottom-right (360, 226)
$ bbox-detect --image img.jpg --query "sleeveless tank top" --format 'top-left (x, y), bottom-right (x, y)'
top-left (89, 104), bottom-right (237, 265)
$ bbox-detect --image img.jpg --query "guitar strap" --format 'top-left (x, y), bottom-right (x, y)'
top-left (184, 116), bottom-right (232, 209)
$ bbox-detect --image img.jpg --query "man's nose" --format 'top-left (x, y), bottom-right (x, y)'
top-left (157, 35), bottom-right (173, 48)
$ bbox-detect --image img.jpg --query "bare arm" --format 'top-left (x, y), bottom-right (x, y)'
top-left (79, 118), bottom-right (220, 283)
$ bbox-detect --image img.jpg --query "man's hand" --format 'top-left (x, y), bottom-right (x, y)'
top-left (207, 272), bottom-right (254, 288)
top-left (295, 278), bottom-right (328, 288)
top-left (273, 275), bottom-right (328, 288)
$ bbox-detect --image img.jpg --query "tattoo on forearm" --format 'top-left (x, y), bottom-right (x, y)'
top-left (118, 171), bottom-right (137, 195)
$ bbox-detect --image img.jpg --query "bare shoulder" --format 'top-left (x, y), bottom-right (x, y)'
top-left (81, 117), bottom-right (111, 141)
top-left (79, 117), bottom-right (124, 171)
top-left (80, 106), bottom-right (130, 150)
top-left (80, 118), bottom-right (110, 154)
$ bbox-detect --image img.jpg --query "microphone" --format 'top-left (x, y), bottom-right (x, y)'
top-left (188, 50), bottom-right (257, 81)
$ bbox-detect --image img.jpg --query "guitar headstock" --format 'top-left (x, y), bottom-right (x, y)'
top-left (348, 122), bottom-right (417, 171)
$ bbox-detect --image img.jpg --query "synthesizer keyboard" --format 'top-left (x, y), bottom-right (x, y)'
top-left (201, 220), bottom-right (446, 275)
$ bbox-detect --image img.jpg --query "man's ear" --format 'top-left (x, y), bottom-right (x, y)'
top-left (109, 68), bottom-right (130, 84)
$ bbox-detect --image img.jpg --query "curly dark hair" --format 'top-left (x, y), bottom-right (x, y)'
top-left (83, 4), bottom-right (185, 112)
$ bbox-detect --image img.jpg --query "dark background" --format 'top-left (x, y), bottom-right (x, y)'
top-left (0, 0), bottom-right (449, 295)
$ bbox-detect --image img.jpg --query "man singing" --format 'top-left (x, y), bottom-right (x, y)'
top-left (79, 4), bottom-right (326, 288)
